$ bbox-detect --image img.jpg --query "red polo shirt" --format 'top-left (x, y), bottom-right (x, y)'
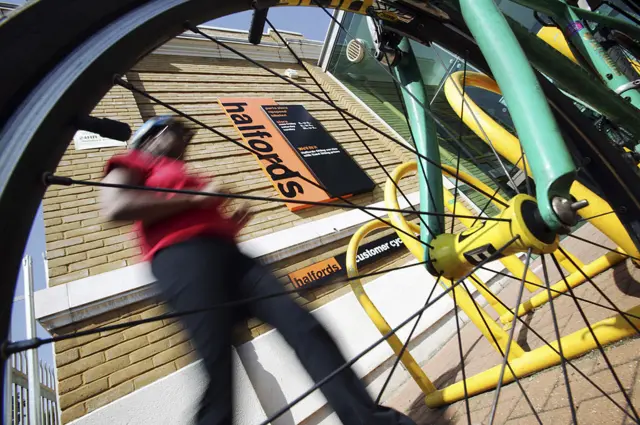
top-left (105, 150), bottom-right (240, 260)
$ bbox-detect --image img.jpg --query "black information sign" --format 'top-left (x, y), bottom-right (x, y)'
top-left (262, 104), bottom-right (375, 198)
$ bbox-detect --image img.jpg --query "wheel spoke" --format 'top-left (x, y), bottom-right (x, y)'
top-left (567, 233), bottom-right (640, 261)
top-left (541, 255), bottom-right (578, 424)
top-left (374, 274), bottom-right (443, 404)
top-left (488, 248), bottom-right (533, 425)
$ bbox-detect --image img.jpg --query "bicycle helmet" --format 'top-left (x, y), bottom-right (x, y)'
top-left (129, 115), bottom-right (192, 149)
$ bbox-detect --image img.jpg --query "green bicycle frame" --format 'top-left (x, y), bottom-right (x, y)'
top-left (513, 0), bottom-right (640, 111)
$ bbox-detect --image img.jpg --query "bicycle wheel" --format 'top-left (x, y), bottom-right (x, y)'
top-left (2, 1), bottom-right (640, 424)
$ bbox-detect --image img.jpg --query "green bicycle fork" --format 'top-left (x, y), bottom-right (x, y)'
top-left (392, 38), bottom-right (444, 259)
top-left (459, 0), bottom-right (577, 232)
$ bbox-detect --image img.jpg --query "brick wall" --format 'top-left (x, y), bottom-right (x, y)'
top-left (44, 46), bottom-right (433, 422)
top-left (43, 83), bottom-right (144, 287)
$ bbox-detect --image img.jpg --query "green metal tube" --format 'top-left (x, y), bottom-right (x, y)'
top-left (460, 0), bottom-right (576, 231)
top-left (559, 2), bottom-right (640, 110)
top-left (392, 38), bottom-right (444, 253)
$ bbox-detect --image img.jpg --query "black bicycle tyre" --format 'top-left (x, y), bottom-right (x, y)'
top-left (2, 1), bottom-right (640, 421)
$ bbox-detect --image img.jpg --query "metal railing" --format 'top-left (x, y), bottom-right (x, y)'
top-left (7, 353), bottom-right (59, 425)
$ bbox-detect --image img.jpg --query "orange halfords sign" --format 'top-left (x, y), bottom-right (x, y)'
top-left (218, 98), bottom-right (375, 211)
top-left (218, 98), bottom-right (330, 211)
top-left (288, 233), bottom-right (408, 290)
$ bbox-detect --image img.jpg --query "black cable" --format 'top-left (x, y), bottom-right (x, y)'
top-left (2, 259), bottom-right (431, 357)
top-left (257, 235), bottom-right (521, 425)
top-left (263, 17), bottom-right (438, 240)
top-left (179, 26), bottom-right (510, 208)
top-left (45, 174), bottom-right (510, 224)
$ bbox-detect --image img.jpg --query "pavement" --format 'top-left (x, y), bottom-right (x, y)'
top-left (385, 223), bottom-right (640, 425)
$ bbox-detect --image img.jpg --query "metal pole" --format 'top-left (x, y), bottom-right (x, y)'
top-left (4, 327), bottom-right (12, 425)
top-left (23, 256), bottom-right (41, 425)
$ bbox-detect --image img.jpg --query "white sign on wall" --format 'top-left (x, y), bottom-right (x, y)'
top-left (73, 130), bottom-right (127, 151)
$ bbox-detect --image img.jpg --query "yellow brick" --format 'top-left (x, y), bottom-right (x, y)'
top-left (47, 248), bottom-right (65, 259)
top-left (140, 304), bottom-right (169, 320)
top-left (59, 375), bottom-right (83, 395)
top-left (61, 198), bottom-right (96, 209)
top-left (84, 228), bottom-right (121, 243)
top-left (108, 247), bottom-right (141, 262)
top-left (133, 362), bottom-right (176, 390)
top-left (104, 335), bottom-right (148, 361)
top-left (66, 240), bottom-right (103, 255)
top-left (175, 350), bottom-right (200, 370)
top-left (50, 269), bottom-right (90, 286)
top-left (129, 338), bottom-right (171, 364)
top-left (89, 260), bottom-right (127, 276)
top-left (79, 203), bottom-right (102, 213)
top-left (43, 203), bottom-right (60, 212)
top-left (109, 358), bottom-right (154, 387)
top-left (85, 381), bottom-right (134, 413)
top-left (122, 320), bottom-right (164, 340)
top-left (79, 332), bottom-right (125, 357)
top-left (44, 217), bottom-right (62, 226)
top-left (64, 224), bottom-right (103, 239)
top-left (45, 232), bottom-right (63, 243)
top-left (55, 331), bottom-right (100, 354)
top-left (49, 266), bottom-right (68, 278)
top-left (63, 211), bottom-right (99, 223)
top-left (48, 252), bottom-right (87, 268)
top-left (56, 348), bottom-right (80, 367)
top-left (48, 221), bottom-right (81, 234)
top-left (83, 356), bottom-right (130, 383)
top-left (61, 403), bottom-right (86, 424)
top-left (47, 236), bottom-right (84, 250)
top-left (152, 341), bottom-right (192, 367)
top-left (44, 208), bottom-right (78, 219)
top-left (87, 243), bottom-right (123, 258)
top-left (123, 239), bottom-right (140, 249)
top-left (104, 232), bottom-right (137, 246)
top-left (60, 377), bottom-right (108, 409)
top-left (168, 330), bottom-right (190, 347)
top-left (58, 186), bottom-right (93, 197)
top-left (147, 322), bottom-right (183, 344)
top-left (68, 256), bottom-right (108, 272)
top-left (81, 216), bottom-right (108, 226)
top-left (58, 352), bottom-right (105, 381)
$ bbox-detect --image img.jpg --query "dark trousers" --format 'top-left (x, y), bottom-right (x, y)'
top-left (151, 237), bottom-right (416, 425)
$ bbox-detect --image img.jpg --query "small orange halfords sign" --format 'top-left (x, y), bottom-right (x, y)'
top-left (287, 233), bottom-right (408, 290)
top-left (218, 98), bottom-right (330, 211)
top-left (289, 258), bottom-right (342, 288)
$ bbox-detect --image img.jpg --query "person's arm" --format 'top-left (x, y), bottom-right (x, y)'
top-left (100, 167), bottom-right (224, 226)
